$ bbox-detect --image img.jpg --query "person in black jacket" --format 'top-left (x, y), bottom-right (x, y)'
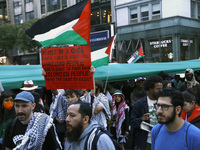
top-left (130, 75), bottom-right (163, 150)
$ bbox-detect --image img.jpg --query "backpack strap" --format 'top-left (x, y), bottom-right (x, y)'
top-left (84, 127), bottom-right (98, 150)
top-left (186, 123), bottom-right (191, 149)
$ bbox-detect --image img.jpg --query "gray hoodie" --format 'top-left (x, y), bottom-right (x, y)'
top-left (64, 120), bottom-right (115, 150)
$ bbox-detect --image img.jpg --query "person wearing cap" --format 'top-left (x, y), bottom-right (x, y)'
top-left (21, 80), bottom-right (45, 112)
top-left (179, 68), bottom-right (200, 105)
top-left (130, 77), bottom-right (147, 108)
top-left (111, 90), bottom-right (129, 150)
top-left (84, 66), bottom-right (111, 129)
top-left (130, 75), bottom-right (163, 150)
top-left (3, 91), bottom-right (61, 150)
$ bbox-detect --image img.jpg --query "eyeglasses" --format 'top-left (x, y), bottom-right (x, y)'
top-left (154, 103), bottom-right (174, 111)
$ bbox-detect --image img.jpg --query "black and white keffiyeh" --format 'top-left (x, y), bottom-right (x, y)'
top-left (14, 112), bottom-right (61, 150)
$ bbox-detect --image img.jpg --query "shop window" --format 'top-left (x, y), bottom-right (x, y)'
top-left (26, 11), bottom-right (34, 21)
top-left (47, 0), bottom-right (60, 13)
top-left (152, 3), bottom-right (160, 20)
top-left (130, 8), bottom-right (138, 23)
top-left (148, 38), bottom-right (172, 62)
top-left (180, 37), bottom-right (195, 61)
top-left (91, 10), bottom-right (100, 25)
top-left (141, 5), bottom-right (149, 21)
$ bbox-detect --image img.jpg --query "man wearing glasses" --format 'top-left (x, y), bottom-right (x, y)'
top-left (151, 88), bottom-right (200, 150)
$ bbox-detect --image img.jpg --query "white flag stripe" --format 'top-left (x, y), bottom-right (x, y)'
top-left (91, 47), bottom-right (107, 61)
top-left (33, 19), bottom-right (79, 42)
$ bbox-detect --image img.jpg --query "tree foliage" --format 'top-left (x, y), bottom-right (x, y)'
top-left (0, 22), bottom-right (17, 56)
top-left (16, 18), bottom-right (42, 53)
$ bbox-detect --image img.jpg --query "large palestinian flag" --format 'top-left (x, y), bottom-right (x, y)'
top-left (26, 0), bottom-right (91, 48)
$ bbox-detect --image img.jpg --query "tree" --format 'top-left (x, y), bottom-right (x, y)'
top-left (0, 22), bottom-right (17, 57)
top-left (16, 18), bottom-right (42, 53)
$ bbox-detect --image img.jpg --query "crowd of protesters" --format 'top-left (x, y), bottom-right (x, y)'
top-left (0, 68), bottom-right (200, 150)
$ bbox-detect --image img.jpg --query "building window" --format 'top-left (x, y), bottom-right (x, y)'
top-left (14, 15), bottom-right (22, 25)
top-left (26, 11), bottom-right (34, 21)
top-left (152, 3), bottom-right (160, 20)
top-left (47, 0), bottom-right (60, 12)
top-left (129, 2), bottom-right (161, 24)
top-left (130, 8), bottom-right (138, 23)
top-left (13, 1), bottom-right (22, 7)
top-left (191, 0), bottom-right (200, 19)
top-left (91, 9), bottom-right (100, 25)
top-left (101, 7), bottom-right (111, 24)
top-left (198, 3), bottom-right (200, 19)
top-left (76, 0), bottom-right (83, 3)
top-left (41, 0), bottom-right (45, 14)
top-left (25, 0), bottom-right (33, 3)
top-left (141, 5), bottom-right (149, 21)
top-left (62, 0), bottom-right (67, 8)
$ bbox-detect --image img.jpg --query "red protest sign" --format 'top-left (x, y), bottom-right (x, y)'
top-left (41, 45), bottom-right (93, 90)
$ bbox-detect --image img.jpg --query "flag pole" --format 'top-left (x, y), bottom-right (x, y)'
top-left (104, 64), bottom-right (111, 93)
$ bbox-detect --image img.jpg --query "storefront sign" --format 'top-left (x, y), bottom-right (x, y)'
top-left (41, 45), bottom-right (93, 90)
top-left (181, 39), bottom-right (193, 47)
top-left (150, 40), bottom-right (171, 48)
top-left (90, 30), bottom-right (109, 45)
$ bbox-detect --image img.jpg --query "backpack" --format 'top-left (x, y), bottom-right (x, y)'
top-left (84, 127), bottom-right (122, 150)
top-left (154, 123), bottom-right (191, 148)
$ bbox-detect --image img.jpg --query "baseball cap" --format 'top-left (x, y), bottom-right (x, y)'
top-left (14, 91), bottom-right (35, 103)
top-left (136, 77), bottom-right (144, 82)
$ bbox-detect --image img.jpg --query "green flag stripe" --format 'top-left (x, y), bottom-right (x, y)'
top-left (40, 30), bottom-right (87, 48)
top-left (92, 56), bottom-right (109, 68)
top-left (34, 19), bottom-right (78, 42)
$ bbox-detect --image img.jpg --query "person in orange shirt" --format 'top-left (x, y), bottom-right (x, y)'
top-left (181, 91), bottom-right (200, 129)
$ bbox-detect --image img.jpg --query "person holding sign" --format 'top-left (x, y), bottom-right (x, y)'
top-left (84, 66), bottom-right (111, 129)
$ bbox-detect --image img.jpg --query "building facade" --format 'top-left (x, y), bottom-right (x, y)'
top-left (7, 0), bottom-right (113, 64)
top-left (115, 0), bottom-right (200, 63)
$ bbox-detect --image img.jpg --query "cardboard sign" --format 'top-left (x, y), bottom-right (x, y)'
top-left (41, 45), bottom-right (93, 90)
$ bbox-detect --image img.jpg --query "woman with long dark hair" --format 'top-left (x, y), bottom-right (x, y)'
top-left (0, 90), bottom-right (16, 148)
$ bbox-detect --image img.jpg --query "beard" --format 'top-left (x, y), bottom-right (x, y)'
top-left (157, 108), bottom-right (176, 124)
top-left (66, 120), bottom-right (83, 142)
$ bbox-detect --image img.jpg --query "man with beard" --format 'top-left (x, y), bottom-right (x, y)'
top-left (3, 91), bottom-right (61, 150)
top-left (151, 88), bottom-right (200, 150)
top-left (64, 101), bottom-right (115, 150)
top-left (130, 75), bottom-right (163, 150)
top-left (179, 68), bottom-right (200, 105)
top-left (84, 67), bottom-right (111, 129)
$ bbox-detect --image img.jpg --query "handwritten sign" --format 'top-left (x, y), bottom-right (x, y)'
top-left (41, 45), bottom-right (93, 90)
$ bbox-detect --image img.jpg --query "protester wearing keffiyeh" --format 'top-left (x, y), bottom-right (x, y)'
top-left (112, 90), bottom-right (129, 141)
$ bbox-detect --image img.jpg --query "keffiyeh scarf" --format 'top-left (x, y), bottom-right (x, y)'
top-left (112, 95), bottom-right (127, 139)
top-left (50, 94), bottom-right (69, 120)
top-left (185, 69), bottom-right (199, 89)
top-left (14, 112), bottom-right (61, 150)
